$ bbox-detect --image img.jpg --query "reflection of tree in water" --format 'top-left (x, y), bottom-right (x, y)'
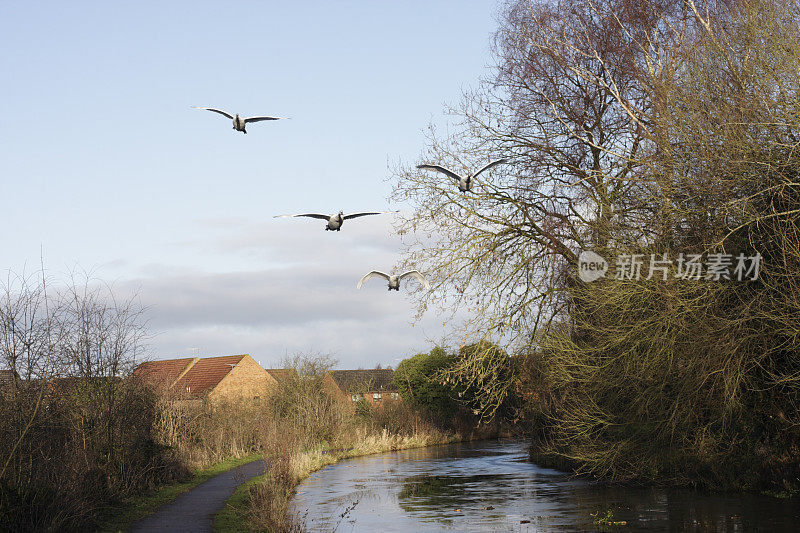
top-left (397, 473), bottom-right (762, 531)
top-left (398, 474), bottom-right (510, 513)
top-left (538, 484), bottom-right (797, 531)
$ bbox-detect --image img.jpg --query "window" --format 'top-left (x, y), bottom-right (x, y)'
top-left (351, 394), bottom-right (361, 402)
top-left (390, 392), bottom-right (399, 400)
top-left (373, 393), bottom-right (382, 401)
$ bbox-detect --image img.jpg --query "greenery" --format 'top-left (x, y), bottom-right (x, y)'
top-left (591, 509), bottom-right (627, 527)
top-left (526, 0), bottom-right (800, 491)
top-left (213, 471), bottom-right (268, 533)
top-left (393, 342), bottom-right (521, 427)
top-left (394, 347), bottom-right (460, 418)
top-left (0, 275), bottom-right (185, 532)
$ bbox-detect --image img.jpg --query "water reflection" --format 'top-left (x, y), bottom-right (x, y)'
top-left (291, 440), bottom-right (800, 532)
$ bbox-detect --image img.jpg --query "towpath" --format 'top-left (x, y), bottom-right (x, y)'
top-left (131, 458), bottom-right (268, 532)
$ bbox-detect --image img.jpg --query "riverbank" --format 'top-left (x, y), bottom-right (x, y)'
top-left (215, 427), bottom-right (499, 532)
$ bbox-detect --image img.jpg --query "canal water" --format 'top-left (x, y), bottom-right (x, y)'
top-left (291, 439), bottom-right (799, 532)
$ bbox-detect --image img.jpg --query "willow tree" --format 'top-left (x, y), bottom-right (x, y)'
top-left (531, 0), bottom-right (800, 488)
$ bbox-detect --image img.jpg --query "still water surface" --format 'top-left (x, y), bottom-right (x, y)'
top-left (291, 440), bottom-right (799, 532)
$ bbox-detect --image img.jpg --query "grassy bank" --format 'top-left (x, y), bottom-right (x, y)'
top-left (96, 453), bottom-right (262, 533)
top-left (214, 428), bottom-right (468, 532)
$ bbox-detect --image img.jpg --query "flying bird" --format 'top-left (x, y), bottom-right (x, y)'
top-left (357, 270), bottom-right (430, 292)
top-left (416, 159), bottom-right (508, 192)
top-left (192, 107), bottom-right (286, 134)
top-left (274, 211), bottom-right (395, 231)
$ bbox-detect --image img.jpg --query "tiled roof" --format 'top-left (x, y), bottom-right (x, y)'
top-left (265, 368), bottom-right (297, 384)
top-left (328, 369), bottom-right (396, 393)
top-left (133, 357), bottom-right (196, 389)
top-left (178, 354), bottom-right (247, 396)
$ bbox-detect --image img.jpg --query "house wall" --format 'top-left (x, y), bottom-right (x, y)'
top-left (209, 355), bottom-right (277, 402)
top-left (322, 372), bottom-right (402, 410)
top-left (352, 390), bottom-right (402, 409)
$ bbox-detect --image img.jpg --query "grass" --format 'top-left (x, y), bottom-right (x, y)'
top-left (95, 452), bottom-right (262, 533)
top-left (214, 472), bottom-right (269, 533)
top-left (291, 428), bottom-right (460, 477)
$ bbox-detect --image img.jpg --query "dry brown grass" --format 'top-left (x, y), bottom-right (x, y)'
top-left (153, 396), bottom-right (264, 471)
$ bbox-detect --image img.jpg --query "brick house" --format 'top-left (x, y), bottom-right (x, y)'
top-left (133, 354), bottom-right (277, 402)
top-left (322, 369), bottom-right (401, 408)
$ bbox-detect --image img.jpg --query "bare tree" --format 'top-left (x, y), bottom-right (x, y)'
top-left (0, 271), bottom-right (57, 482)
top-left (391, 0), bottom-right (687, 344)
top-left (390, 0), bottom-right (691, 418)
top-left (0, 271), bottom-right (155, 530)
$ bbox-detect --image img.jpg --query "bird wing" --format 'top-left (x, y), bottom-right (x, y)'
top-left (472, 158), bottom-right (509, 178)
top-left (416, 164), bottom-right (463, 182)
top-left (274, 213), bottom-right (330, 220)
top-left (193, 107), bottom-right (234, 119)
top-left (399, 270), bottom-right (430, 290)
top-left (244, 116), bottom-right (285, 123)
top-left (357, 271), bottom-right (390, 289)
top-left (342, 211), bottom-right (396, 220)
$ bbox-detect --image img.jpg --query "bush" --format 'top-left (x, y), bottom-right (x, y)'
top-left (393, 347), bottom-right (460, 418)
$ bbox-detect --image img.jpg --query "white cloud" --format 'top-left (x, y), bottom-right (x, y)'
top-left (116, 214), bottom-right (464, 368)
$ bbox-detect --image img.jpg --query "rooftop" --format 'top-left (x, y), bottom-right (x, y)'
top-left (179, 355), bottom-right (247, 395)
top-left (264, 368), bottom-right (297, 384)
top-left (132, 357), bottom-right (196, 389)
top-left (133, 354), bottom-right (250, 396)
top-left (328, 369), bottom-right (396, 393)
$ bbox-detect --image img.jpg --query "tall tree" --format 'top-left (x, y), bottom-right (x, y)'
top-left (391, 0), bottom-right (689, 417)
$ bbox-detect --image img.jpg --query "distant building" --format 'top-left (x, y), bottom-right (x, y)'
top-left (0, 369), bottom-right (17, 400)
top-left (323, 369), bottom-right (401, 408)
top-left (132, 354), bottom-right (277, 402)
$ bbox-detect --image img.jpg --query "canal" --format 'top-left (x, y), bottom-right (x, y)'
top-left (291, 439), bottom-right (799, 531)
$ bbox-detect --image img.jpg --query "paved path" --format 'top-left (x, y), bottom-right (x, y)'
top-left (131, 459), bottom-right (268, 533)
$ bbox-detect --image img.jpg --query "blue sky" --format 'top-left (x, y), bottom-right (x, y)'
top-left (0, 1), bottom-right (499, 368)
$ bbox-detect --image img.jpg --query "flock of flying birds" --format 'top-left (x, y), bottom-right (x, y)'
top-left (193, 106), bottom-right (509, 292)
